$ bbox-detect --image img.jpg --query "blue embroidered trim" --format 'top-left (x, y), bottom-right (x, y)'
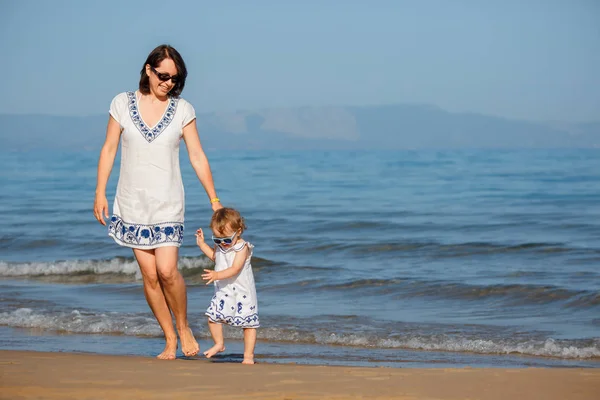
top-left (108, 215), bottom-right (184, 247)
top-left (205, 296), bottom-right (260, 328)
top-left (127, 91), bottom-right (178, 143)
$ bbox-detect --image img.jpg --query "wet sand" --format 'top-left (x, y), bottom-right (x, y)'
top-left (0, 350), bottom-right (598, 399)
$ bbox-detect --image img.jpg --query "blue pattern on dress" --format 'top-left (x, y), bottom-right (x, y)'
top-left (206, 295), bottom-right (260, 328)
top-left (126, 91), bottom-right (178, 143)
top-left (108, 215), bottom-right (184, 247)
top-left (204, 241), bottom-right (259, 328)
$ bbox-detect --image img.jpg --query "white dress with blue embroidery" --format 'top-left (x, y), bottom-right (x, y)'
top-left (107, 91), bottom-right (196, 249)
top-left (205, 241), bottom-right (260, 328)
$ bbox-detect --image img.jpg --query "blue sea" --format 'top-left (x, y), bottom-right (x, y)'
top-left (1, 148), bottom-right (599, 368)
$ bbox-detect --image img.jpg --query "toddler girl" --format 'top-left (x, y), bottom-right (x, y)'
top-left (196, 207), bottom-right (259, 364)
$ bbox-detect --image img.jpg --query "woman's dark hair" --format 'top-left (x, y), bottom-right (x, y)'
top-left (139, 44), bottom-right (188, 97)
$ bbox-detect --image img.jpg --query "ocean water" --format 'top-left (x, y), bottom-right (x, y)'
top-left (1, 148), bottom-right (599, 368)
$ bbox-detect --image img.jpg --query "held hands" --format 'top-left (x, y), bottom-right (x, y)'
top-left (93, 194), bottom-right (109, 226)
top-left (202, 269), bottom-right (218, 285)
top-left (211, 201), bottom-right (223, 212)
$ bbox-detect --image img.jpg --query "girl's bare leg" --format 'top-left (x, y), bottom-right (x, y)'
top-left (242, 328), bottom-right (257, 364)
top-left (133, 248), bottom-right (178, 360)
top-left (204, 319), bottom-right (226, 358)
top-left (155, 246), bottom-right (199, 357)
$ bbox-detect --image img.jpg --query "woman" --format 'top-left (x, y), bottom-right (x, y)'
top-left (93, 44), bottom-right (222, 359)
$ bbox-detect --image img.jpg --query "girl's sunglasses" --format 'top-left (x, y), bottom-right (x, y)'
top-left (212, 232), bottom-right (238, 245)
top-left (151, 66), bottom-right (179, 84)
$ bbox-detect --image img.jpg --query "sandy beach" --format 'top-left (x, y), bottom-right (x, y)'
top-left (0, 351), bottom-right (598, 400)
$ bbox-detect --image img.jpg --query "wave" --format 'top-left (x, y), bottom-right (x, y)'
top-left (356, 240), bottom-right (599, 257)
top-left (0, 255), bottom-right (281, 283)
top-left (0, 257), bottom-right (211, 282)
top-left (0, 237), bottom-right (64, 251)
top-left (4, 257), bottom-right (597, 309)
top-left (1, 308), bottom-right (598, 360)
top-left (267, 278), bottom-right (600, 309)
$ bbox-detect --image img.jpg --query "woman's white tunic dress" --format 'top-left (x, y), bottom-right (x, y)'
top-left (107, 91), bottom-right (196, 249)
top-left (205, 241), bottom-right (260, 328)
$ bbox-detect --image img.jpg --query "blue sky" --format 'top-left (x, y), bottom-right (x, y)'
top-left (1, 0), bottom-right (599, 121)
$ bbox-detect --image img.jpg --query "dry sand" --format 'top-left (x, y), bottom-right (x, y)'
top-left (0, 350), bottom-right (598, 399)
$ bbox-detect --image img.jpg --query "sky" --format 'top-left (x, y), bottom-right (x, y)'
top-left (1, 0), bottom-right (599, 122)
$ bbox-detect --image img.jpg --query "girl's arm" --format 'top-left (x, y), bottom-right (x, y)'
top-left (202, 245), bottom-right (249, 284)
top-left (196, 229), bottom-right (215, 261)
top-left (198, 243), bottom-right (216, 261)
top-left (94, 116), bottom-right (122, 225)
top-left (182, 120), bottom-right (223, 212)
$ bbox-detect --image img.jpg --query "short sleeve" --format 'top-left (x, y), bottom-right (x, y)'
top-left (109, 92), bottom-right (128, 125)
top-left (182, 100), bottom-right (197, 128)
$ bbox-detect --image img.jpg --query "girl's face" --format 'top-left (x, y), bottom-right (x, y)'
top-left (211, 225), bottom-right (240, 249)
top-left (145, 58), bottom-right (178, 97)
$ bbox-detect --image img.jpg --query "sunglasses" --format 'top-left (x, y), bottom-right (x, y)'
top-left (212, 231), bottom-right (238, 245)
top-left (151, 66), bottom-right (179, 84)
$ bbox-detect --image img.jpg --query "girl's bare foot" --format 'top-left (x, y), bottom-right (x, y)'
top-left (178, 327), bottom-right (200, 357)
top-left (157, 337), bottom-right (177, 360)
top-left (242, 357), bottom-right (255, 365)
top-left (203, 343), bottom-right (225, 358)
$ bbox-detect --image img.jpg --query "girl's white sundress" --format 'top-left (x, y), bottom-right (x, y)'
top-left (205, 241), bottom-right (260, 328)
top-left (107, 91), bottom-right (196, 249)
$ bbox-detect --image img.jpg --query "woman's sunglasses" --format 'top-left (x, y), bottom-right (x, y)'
top-left (151, 66), bottom-right (179, 84)
top-left (212, 231), bottom-right (238, 245)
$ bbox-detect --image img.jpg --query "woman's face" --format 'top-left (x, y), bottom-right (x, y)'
top-left (145, 58), bottom-right (178, 96)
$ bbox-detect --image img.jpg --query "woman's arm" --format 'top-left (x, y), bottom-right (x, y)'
top-left (182, 120), bottom-right (223, 211)
top-left (94, 116), bottom-right (122, 225)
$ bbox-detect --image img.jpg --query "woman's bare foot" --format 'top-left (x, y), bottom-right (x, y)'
top-left (242, 357), bottom-right (255, 365)
top-left (157, 337), bottom-right (177, 360)
top-left (178, 326), bottom-right (200, 357)
top-left (203, 343), bottom-right (225, 358)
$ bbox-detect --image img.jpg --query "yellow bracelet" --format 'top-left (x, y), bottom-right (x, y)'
top-left (210, 197), bottom-right (220, 204)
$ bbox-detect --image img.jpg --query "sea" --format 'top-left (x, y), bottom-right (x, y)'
top-left (1, 148), bottom-right (599, 368)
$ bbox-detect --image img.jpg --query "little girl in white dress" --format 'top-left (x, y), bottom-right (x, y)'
top-left (196, 207), bottom-right (259, 364)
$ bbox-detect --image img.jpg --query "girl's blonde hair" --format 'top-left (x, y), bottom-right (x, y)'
top-left (210, 207), bottom-right (247, 235)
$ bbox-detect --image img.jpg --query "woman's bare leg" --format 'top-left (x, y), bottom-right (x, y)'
top-left (242, 328), bottom-right (257, 364)
top-left (155, 246), bottom-right (199, 357)
top-left (204, 319), bottom-right (225, 358)
top-left (133, 248), bottom-right (178, 360)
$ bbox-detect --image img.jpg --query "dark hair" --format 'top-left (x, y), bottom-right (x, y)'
top-left (139, 44), bottom-right (188, 98)
top-left (210, 207), bottom-right (247, 235)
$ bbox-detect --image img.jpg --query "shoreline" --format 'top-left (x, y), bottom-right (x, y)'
top-left (2, 325), bottom-right (598, 370)
top-left (1, 350), bottom-right (599, 399)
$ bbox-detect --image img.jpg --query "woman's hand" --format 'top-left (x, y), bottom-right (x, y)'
top-left (202, 269), bottom-right (218, 285)
top-left (195, 228), bottom-right (206, 247)
top-left (211, 201), bottom-right (223, 212)
top-left (93, 194), bottom-right (109, 226)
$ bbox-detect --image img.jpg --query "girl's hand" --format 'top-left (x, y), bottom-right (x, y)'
top-left (202, 269), bottom-right (218, 285)
top-left (195, 228), bottom-right (205, 247)
top-left (93, 194), bottom-right (109, 226)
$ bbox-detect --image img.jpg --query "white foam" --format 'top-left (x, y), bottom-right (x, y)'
top-left (0, 257), bottom-right (212, 280)
top-left (312, 333), bottom-right (600, 359)
top-left (1, 308), bottom-right (598, 359)
top-left (0, 308), bottom-right (163, 336)
top-left (259, 328), bottom-right (600, 359)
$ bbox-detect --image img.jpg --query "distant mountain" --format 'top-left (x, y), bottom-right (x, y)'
top-left (1, 104), bottom-right (598, 151)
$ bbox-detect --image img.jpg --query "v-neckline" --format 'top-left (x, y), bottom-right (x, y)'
top-left (135, 91), bottom-right (170, 130)
top-left (127, 91), bottom-right (179, 143)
